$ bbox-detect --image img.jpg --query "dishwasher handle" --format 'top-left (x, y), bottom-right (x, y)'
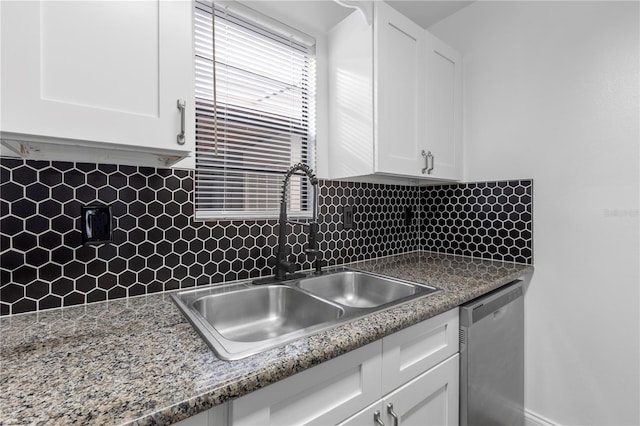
top-left (460, 280), bottom-right (523, 326)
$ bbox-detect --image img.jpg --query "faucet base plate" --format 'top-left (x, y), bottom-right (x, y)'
top-left (253, 273), bottom-right (307, 286)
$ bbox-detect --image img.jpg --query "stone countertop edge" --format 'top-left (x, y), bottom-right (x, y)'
top-left (0, 251), bottom-right (534, 426)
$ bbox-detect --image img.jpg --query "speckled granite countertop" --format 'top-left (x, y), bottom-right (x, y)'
top-left (0, 251), bottom-right (533, 425)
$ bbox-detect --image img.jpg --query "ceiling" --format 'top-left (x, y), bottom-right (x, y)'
top-left (388, 1), bottom-right (474, 28)
top-left (243, 1), bottom-right (474, 34)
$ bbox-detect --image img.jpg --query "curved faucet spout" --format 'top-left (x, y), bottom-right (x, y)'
top-left (274, 163), bottom-right (321, 281)
top-left (280, 163), bottom-right (318, 223)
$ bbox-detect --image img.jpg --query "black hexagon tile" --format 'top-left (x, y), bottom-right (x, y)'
top-left (420, 180), bottom-right (533, 264)
top-left (0, 157), bottom-right (532, 315)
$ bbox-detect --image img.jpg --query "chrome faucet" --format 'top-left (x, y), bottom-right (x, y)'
top-left (274, 163), bottom-right (321, 280)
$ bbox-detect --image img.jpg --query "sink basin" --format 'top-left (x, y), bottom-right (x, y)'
top-left (296, 271), bottom-right (434, 308)
top-left (171, 268), bottom-right (439, 360)
top-left (172, 283), bottom-right (346, 359)
top-left (192, 286), bottom-right (343, 342)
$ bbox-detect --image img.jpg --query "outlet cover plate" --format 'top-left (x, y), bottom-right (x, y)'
top-left (343, 206), bottom-right (354, 230)
top-left (81, 205), bottom-right (113, 245)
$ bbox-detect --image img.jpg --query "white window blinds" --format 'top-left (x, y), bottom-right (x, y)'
top-left (194, 1), bottom-right (317, 220)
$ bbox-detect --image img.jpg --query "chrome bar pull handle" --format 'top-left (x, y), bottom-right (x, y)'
top-left (177, 99), bottom-right (186, 145)
top-left (421, 150), bottom-right (428, 174)
top-left (374, 410), bottom-right (385, 426)
top-left (387, 403), bottom-right (399, 426)
top-left (421, 150), bottom-right (434, 174)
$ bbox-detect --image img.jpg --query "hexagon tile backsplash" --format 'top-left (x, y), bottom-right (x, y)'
top-left (0, 158), bottom-right (532, 315)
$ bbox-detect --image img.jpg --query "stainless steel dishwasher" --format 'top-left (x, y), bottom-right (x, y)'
top-left (459, 280), bottom-right (524, 426)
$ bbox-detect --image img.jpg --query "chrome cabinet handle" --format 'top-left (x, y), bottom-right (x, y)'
top-left (421, 150), bottom-right (434, 174)
top-left (177, 99), bottom-right (186, 145)
top-left (374, 410), bottom-right (385, 426)
top-left (387, 403), bottom-right (399, 426)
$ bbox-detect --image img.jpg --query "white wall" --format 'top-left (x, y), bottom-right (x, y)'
top-left (430, 2), bottom-right (639, 425)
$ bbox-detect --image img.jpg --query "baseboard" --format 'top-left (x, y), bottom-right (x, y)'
top-left (525, 409), bottom-right (560, 426)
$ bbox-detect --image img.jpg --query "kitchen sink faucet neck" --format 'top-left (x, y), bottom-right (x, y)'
top-left (275, 163), bottom-right (320, 281)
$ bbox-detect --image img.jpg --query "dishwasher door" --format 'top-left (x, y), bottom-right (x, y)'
top-left (459, 280), bottom-right (524, 426)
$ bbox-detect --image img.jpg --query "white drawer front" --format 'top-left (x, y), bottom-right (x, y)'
top-left (231, 340), bottom-right (382, 426)
top-left (382, 308), bottom-right (459, 394)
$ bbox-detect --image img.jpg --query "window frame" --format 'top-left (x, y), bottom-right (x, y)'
top-left (193, 1), bottom-right (317, 221)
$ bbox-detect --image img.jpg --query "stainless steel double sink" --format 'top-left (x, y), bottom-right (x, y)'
top-left (171, 269), bottom-right (438, 360)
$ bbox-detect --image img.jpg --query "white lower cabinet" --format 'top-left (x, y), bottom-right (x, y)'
top-left (179, 308), bottom-right (459, 426)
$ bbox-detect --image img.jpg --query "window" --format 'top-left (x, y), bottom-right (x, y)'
top-left (194, 1), bottom-right (316, 220)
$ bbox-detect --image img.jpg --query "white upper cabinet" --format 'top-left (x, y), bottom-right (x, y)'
top-left (328, 1), bottom-right (462, 182)
top-left (0, 0), bottom-right (194, 168)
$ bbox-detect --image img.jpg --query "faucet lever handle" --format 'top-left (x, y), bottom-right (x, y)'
top-left (304, 248), bottom-right (318, 261)
top-left (279, 259), bottom-right (296, 273)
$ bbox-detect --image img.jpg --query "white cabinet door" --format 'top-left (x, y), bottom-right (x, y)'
top-left (338, 354), bottom-right (460, 426)
top-left (423, 33), bottom-right (462, 181)
top-left (384, 354), bottom-right (460, 426)
top-left (374, 2), bottom-right (425, 178)
top-left (327, 8), bottom-right (375, 179)
top-left (1, 0), bottom-right (194, 159)
top-left (230, 341), bottom-right (382, 426)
